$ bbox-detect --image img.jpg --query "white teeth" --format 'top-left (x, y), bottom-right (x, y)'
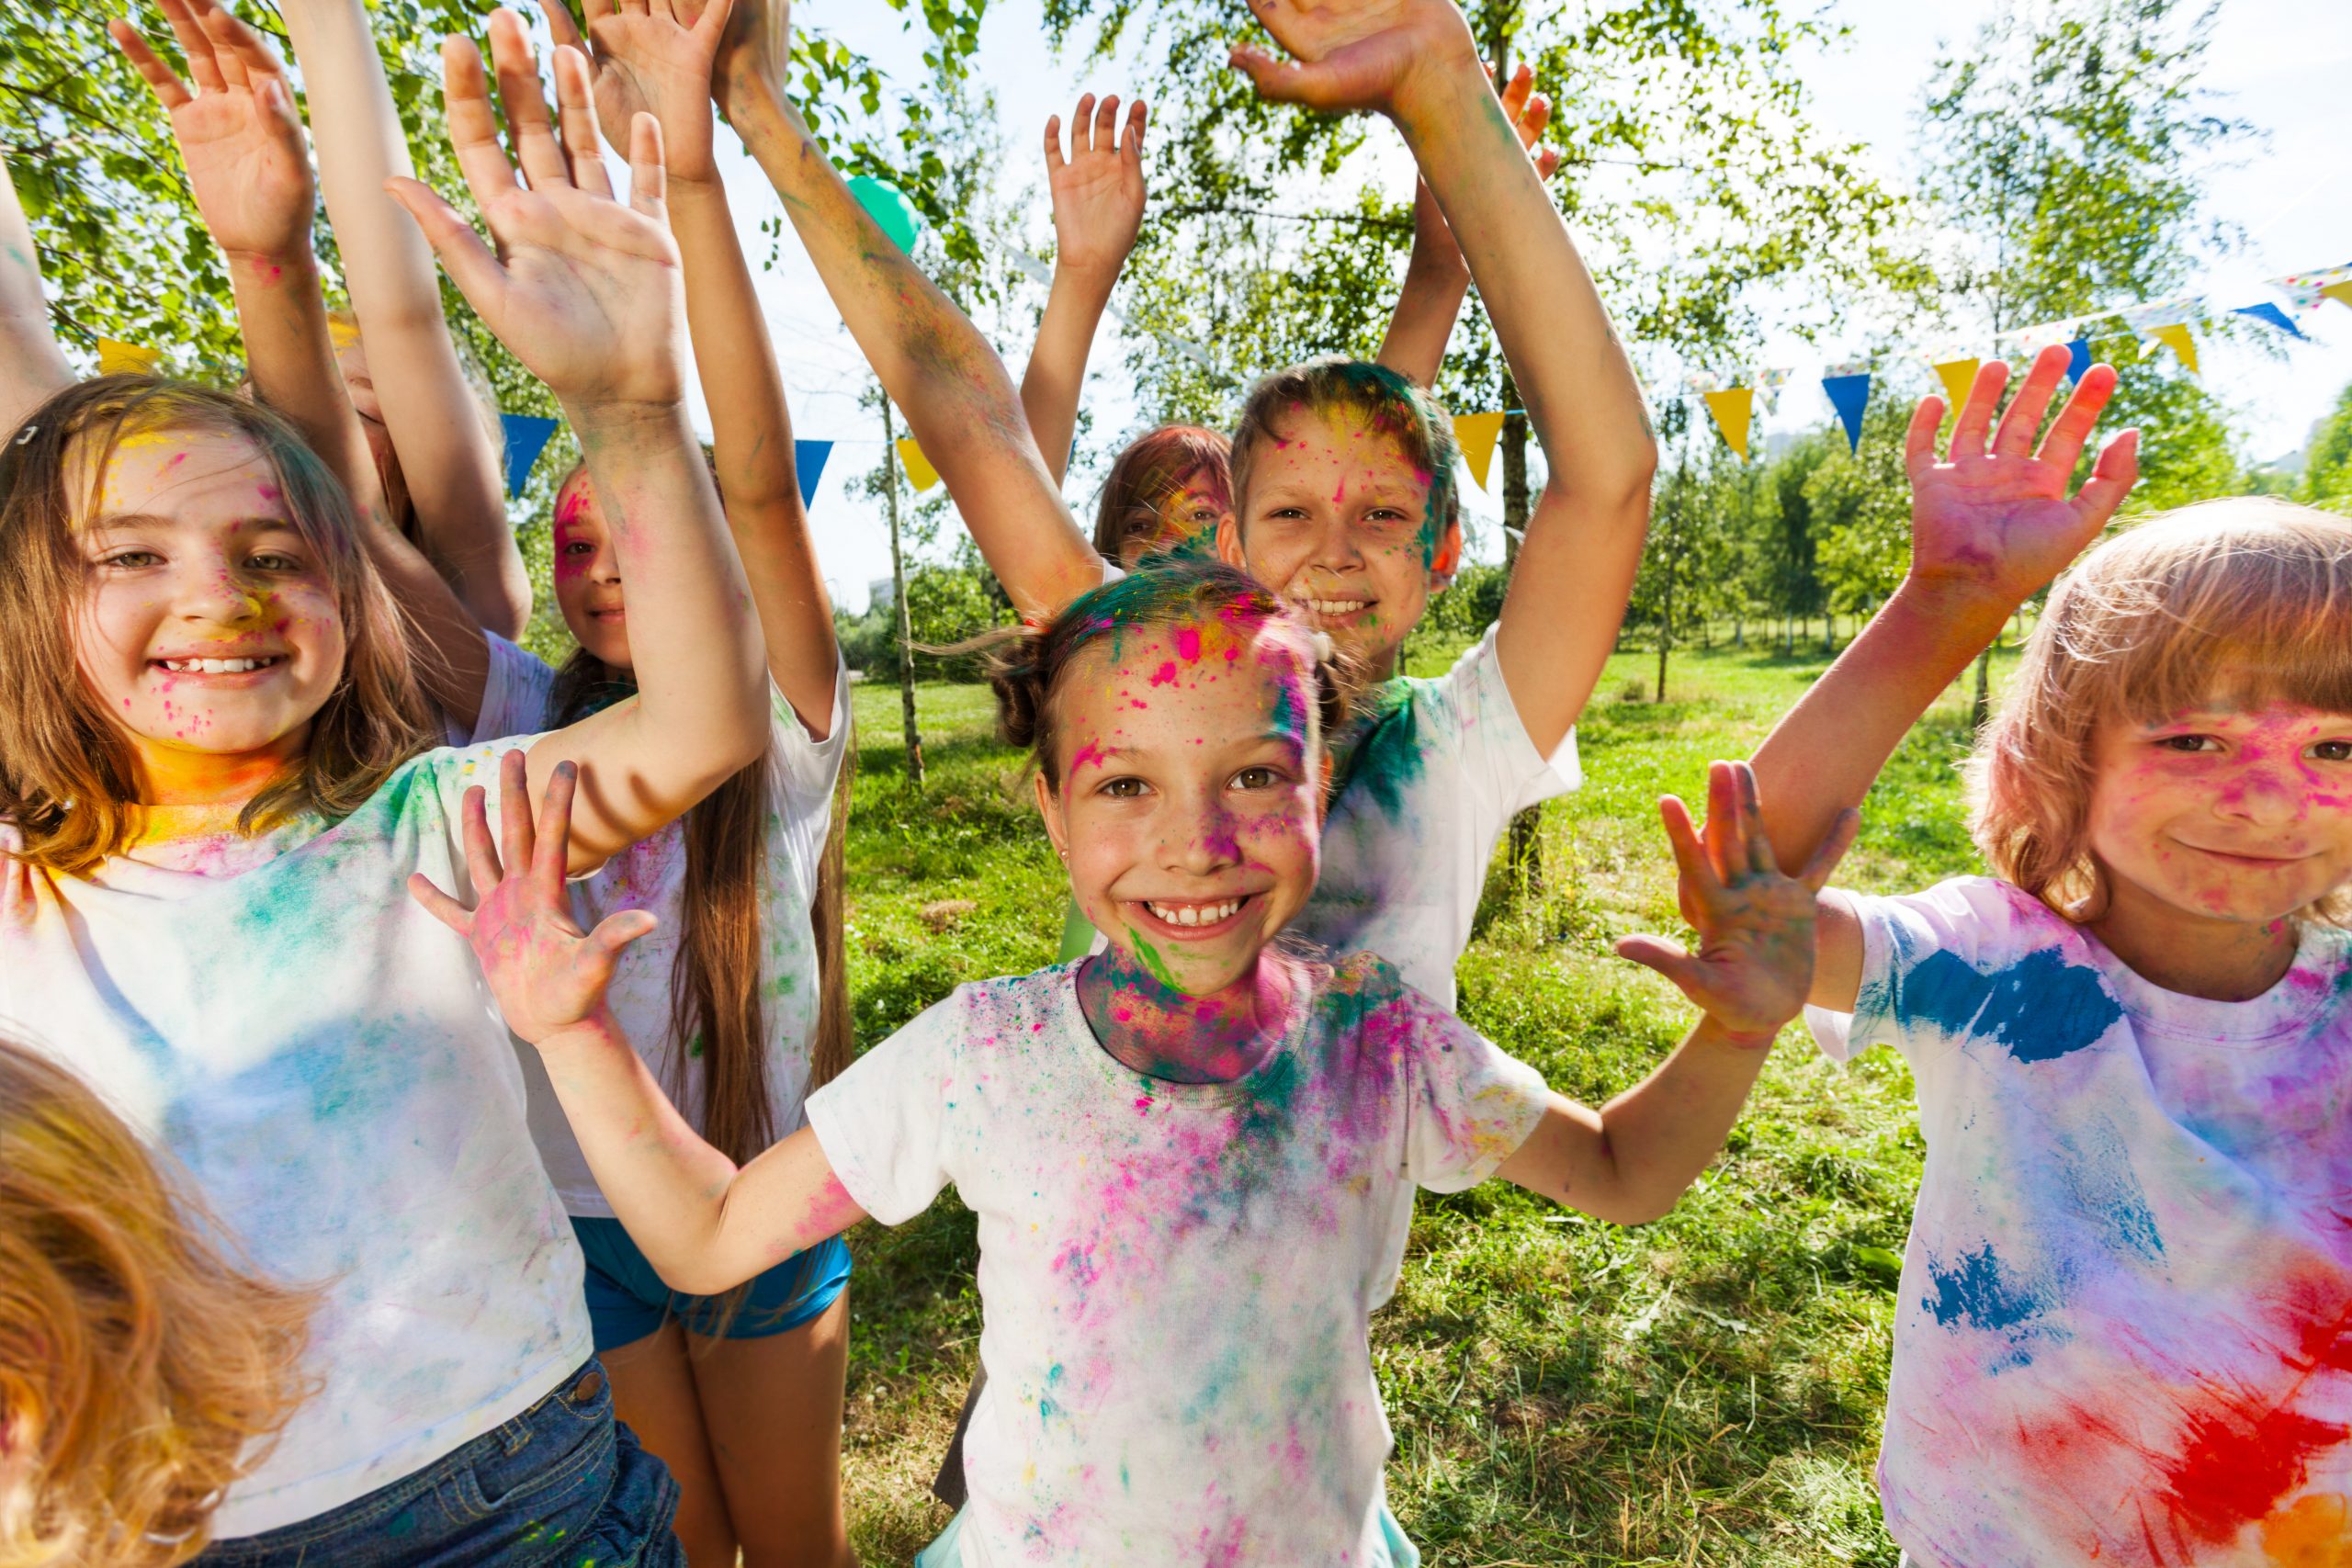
top-left (1147, 899), bottom-right (1241, 927)
top-left (1302, 598), bottom-right (1368, 616)
top-left (160, 657), bottom-right (275, 674)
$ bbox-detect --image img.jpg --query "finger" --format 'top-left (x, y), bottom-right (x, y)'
top-left (2036, 361), bottom-right (2119, 474)
top-left (192, 2), bottom-right (254, 94)
top-left (254, 70), bottom-right (302, 136)
top-left (1946, 357), bottom-right (2009, 460)
top-left (1228, 45), bottom-right (1348, 111)
top-left (1092, 94), bottom-right (1120, 156)
top-left (1903, 392), bottom-right (1944, 482)
top-left (1613, 933), bottom-right (1706, 996)
top-left (385, 175), bottom-right (510, 310)
top-left (626, 110), bottom-right (666, 220)
top-left (1736, 761), bottom-right (1778, 879)
top-left (533, 759), bottom-right (576, 885)
top-left (1704, 759), bottom-right (1740, 886)
top-left (499, 746), bottom-right (535, 876)
top-left (1043, 112), bottom-right (1065, 173)
top-left (1989, 344), bottom-right (2068, 458)
top-left (155, 0), bottom-right (227, 94)
top-left (441, 36), bottom-right (526, 214)
top-left (407, 872), bottom-right (478, 935)
top-left (213, 9), bottom-right (294, 102)
top-left (1125, 96), bottom-right (1148, 161)
top-left (533, 0), bottom-right (588, 51)
top-left (1072, 93), bottom-right (1097, 155)
top-left (489, 8), bottom-right (571, 190)
top-left (458, 782), bottom-right (503, 892)
top-left (552, 45), bottom-right (613, 198)
top-left (1498, 61), bottom-right (1532, 123)
top-left (2071, 427), bottom-right (2141, 527)
top-left (1657, 792), bottom-right (1726, 911)
top-left (588, 908), bottom-right (660, 959)
top-left (108, 23), bottom-right (195, 112)
top-left (687, 0), bottom-right (734, 51)
top-left (1519, 93), bottom-right (1551, 152)
top-left (1799, 808), bottom-right (1863, 893)
top-left (1534, 145), bottom-right (1562, 181)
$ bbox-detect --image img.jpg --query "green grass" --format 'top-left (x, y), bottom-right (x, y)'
top-left (834, 637), bottom-right (2018, 1565)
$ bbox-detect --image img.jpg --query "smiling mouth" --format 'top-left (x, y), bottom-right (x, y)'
top-left (2188, 844), bottom-right (2308, 867)
top-left (1300, 597), bottom-right (1372, 618)
top-left (153, 655), bottom-right (286, 675)
top-left (1136, 895), bottom-right (1254, 932)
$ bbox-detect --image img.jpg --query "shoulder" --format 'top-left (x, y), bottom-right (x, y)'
top-left (889, 964), bottom-right (1080, 1057)
top-left (474, 633), bottom-right (560, 744)
top-left (1846, 874), bottom-right (2070, 961)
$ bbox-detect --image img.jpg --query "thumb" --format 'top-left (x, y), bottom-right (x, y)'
top-left (1614, 932), bottom-right (1705, 998)
top-left (382, 175), bottom-right (507, 310)
top-left (2072, 427), bottom-right (2141, 527)
top-left (1227, 43), bottom-right (1348, 110)
top-left (258, 74), bottom-right (302, 136)
top-left (588, 908), bottom-right (659, 958)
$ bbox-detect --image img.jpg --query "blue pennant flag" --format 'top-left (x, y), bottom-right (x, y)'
top-left (2064, 338), bottom-right (2093, 385)
top-left (500, 414), bottom-right (560, 500)
top-left (1821, 372), bottom-right (1872, 454)
top-left (794, 439), bottom-right (832, 508)
top-left (2234, 301), bottom-right (2308, 341)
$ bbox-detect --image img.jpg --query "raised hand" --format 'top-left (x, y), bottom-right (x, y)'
top-left (712, 0), bottom-right (789, 105)
top-left (1619, 762), bottom-right (1858, 1046)
top-left (533, 0), bottom-right (735, 185)
top-left (112, 0), bottom-right (313, 265)
top-left (1227, 0), bottom-right (1481, 117)
top-left (1905, 342), bottom-right (2142, 610)
top-left (1045, 93), bottom-right (1148, 278)
top-left (385, 21), bottom-right (685, 411)
top-left (410, 748), bottom-right (657, 1045)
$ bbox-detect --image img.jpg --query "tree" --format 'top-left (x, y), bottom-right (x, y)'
top-left (2299, 379), bottom-right (2352, 516)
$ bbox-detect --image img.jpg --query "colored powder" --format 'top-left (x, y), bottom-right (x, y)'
top-left (1899, 946), bottom-right (2123, 1063)
top-left (1325, 680), bottom-right (1422, 818)
top-left (1922, 1244), bottom-right (2045, 1335)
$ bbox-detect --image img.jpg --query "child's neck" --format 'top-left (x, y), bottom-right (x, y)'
top-left (2087, 877), bottom-right (2302, 1004)
top-left (129, 732), bottom-right (307, 814)
top-left (1076, 945), bottom-right (1297, 1085)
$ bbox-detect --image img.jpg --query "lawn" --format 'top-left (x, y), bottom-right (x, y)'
top-left (832, 632), bottom-right (2016, 1566)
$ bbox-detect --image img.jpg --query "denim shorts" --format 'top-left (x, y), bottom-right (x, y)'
top-left (193, 1359), bottom-right (682, 1567)
top-left (571, 1216), bottom-right (852, 1352)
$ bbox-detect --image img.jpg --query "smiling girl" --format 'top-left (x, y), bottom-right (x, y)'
top-left (420, 558), bottom-right (1855, 1567)
top-left (0, 38), bottom-right (763, 1562)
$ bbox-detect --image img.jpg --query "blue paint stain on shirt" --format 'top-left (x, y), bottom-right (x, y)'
top-left (1923, 1244), bottom-right (2043, 1333)
top-left (1900, 946), bottom-right (2123, 1063)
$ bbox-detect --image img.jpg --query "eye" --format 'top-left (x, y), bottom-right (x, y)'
top-left (2312, 739), bottom-right (2352, 763)
top-left (562, 539), bottom-right (594, 556)
top-left (96, 547), bottom-right (163, 569)
top-left (1229, 765), bottom-right (1286, 791)
top-left (1099, 775), bottom-right (1150, 799)
top-left (2155, 733), bottom-right (2221, 754)
top-left (246, 550), bottom-right (305, 572)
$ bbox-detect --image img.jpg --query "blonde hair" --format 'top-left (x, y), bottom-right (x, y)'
top-left (0, 378), bottom-right (437, 875)
top-left (1968, 497), bottom-right (2352, 922)
top-left (0, 1036), bottom-right (316, 1567)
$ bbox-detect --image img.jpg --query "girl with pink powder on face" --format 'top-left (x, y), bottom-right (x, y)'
top-left (421, 558), bottom-right (1858, 1567)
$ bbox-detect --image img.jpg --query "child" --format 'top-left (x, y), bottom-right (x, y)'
top-left (0, 30), bottom-right (763, 1559)
top-left (418, 558), bottom-right (1857, 1567)
top-left (0, 1037), bottom-right (313, 1568)
top-left (716, 0), bottom-right (1646, 1008)
top-left (1717, 352), bottom-right (2352, 1562)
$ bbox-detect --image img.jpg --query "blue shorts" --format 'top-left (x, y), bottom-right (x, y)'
top-left (571, 1216), bottom-right (851, 1352)
top-left (194, 1359), bottom-right (681, 1566)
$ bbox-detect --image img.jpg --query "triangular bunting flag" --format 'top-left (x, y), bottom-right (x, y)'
top-left (1702, 387), bottom-right (1754, 462)
top-left (1453, 412), bottom-right (1505, 491)
top-left (2149, 322), bottom-right (2199, 375)
top-left (794, 439), bottom-right (832, 508)
top-left (1932, 357), bottom-right (1981, 412)
top-left (2324, 281), bottom-right (2352, 311)
top-left (1821, 373), bottom-right (1871, 454)
top-left (97, 338), bottom-right (160, 376)
top-left (2234, 301), bottom-right (2308, 340)
top-left (2064, 338), bottom-right (2094, 385)
top-left (499, 413), bottom-right (560, 499)
top-left (847, 175), bottom-right (922, 254)
top-left (895, 435), bottom-right (941, 492)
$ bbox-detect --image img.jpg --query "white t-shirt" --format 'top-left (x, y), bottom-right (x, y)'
top-left (471, 633), bottom-right (851, 1216)
top-left (1806, 876), bottom-right (2352, 1568)
top-left (0, 748), bottom-right (593, 1539)
top-left (1296, 624), bottom-right (1580, 1005)
top-left (805, 953), bottom-right (1551, 1567)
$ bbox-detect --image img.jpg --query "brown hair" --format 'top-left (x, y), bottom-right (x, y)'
top-left (1091, 424), bottom-right (1232, 565)
top-left (1968, 497), bottom-right (2352, 923)
top-left (0, 1036), bottom-right (316, 1567)
top-left (983, 558), bottom-right (1351, 792)
top-left (1226, 356), bottom-right (1460, 564)
top-left (0, 377), bottom-right (437, 875)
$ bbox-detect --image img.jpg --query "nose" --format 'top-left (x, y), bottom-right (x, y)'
top-left (1158, 787), bottom-right (1242, 876)
top-left (590, 542), bottom-right (623, 586)
top-left (2216, 754), bottom-right (2306, 828)
top-left (1302, 509), bottom-right (1363, 574)
top-left (175, 557), bottom-right (267, 628)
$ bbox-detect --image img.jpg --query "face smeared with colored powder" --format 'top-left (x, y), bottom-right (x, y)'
top-left (2085, 700), bottom-right (2352, 930)
top-left (71, 425), bottom-right (347, 802)
top-left (551, 471), bottom-right (633, 671)
top-left (1121, 476), bottom-right (1227, 569)
top-left (1035, 614), bottom-right (1324, 1002)
top-left (1217, 403), bottom-right (1458, 681)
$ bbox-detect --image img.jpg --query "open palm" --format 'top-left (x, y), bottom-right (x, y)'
top-left (1906, 343), bottom-right (2141, 607)
top-left (1046, 94), bottom-right (1147, 276)
top-left (536, 0), bottom-right (733, 183)
top-left (112, 0), bottom-right (312, 262)
top-left (1229, 0), bottom-right (1478, 115)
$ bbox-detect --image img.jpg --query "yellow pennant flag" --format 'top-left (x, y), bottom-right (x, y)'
top-left (895, 436), bottom-right (941, 493)
top-left (97, 338), bottom-right (161, 376)
top-left (1453, 412), bottom-right (1506, 491)
top-left (2149, 322), bottom-right (2199, 375)
top-left (2323, 281), bottom-right (2352, 311)
top-left (1931, 357), bottom-right (1981, 413)
top-left (1702, 388), bottom-right (1754, 462)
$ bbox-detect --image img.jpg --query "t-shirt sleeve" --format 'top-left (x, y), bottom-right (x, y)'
top-left (1379, 972), bottom-right (1553, 1193)
top-left (1430, 622), bottom-right (1581, 841)
top-left (1804, 876), bottom-right (2035, 1067)
top-left (770, 658), bottom-right (852, 820)
top-left (802, 990), bottom-right (963, 1225)
top-left (470, 633), bottom-right (559, 744)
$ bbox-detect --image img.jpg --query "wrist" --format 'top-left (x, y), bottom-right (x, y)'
top-left (1883, 574), bottom-right (2018, 648)
top-left (537, 1007), bottom-right (628, 1055)
top-left (1700, 1014), bottom-right (1784, 1052)
top-left (225, 244), bottom-right (318, 283)
top-left (1385, 39), bottom-right (1493, 135)
top-left (565, 396), bottom-right (692, 440)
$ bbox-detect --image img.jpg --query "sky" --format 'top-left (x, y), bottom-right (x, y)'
top-left (628, 0), bottom-right (2352, 614)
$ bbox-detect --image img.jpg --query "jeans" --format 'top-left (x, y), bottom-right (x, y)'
top-left (194, 1360), bottom-right (683, 1567)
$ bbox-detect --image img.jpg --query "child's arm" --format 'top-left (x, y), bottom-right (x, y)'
top-left (413, 750), bottom-right (868, 1295)
top-left (1236, 2), bottom-right (1655, 759)
top-left (711, 4), bottom-right (1107, 620)
top-left (1497, 761), bottom-right (1858, 1224)
top-left (1018, 93), bottom-right (1147, 488)
top-left (0, 155), bottom-right (72, 434)
top-left (1373, 63), bottom-right (1555, 389)
top-left (279, 0), bottom-right (530, 637)
top-left (389, 36), bottom-right (766, 869)
top-left (1725, 348), bottom-right (2139, 1010)
top-left (114, 0), bottom-right (492, 729)
top-left (533, 0), bottom-right (836, 734)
